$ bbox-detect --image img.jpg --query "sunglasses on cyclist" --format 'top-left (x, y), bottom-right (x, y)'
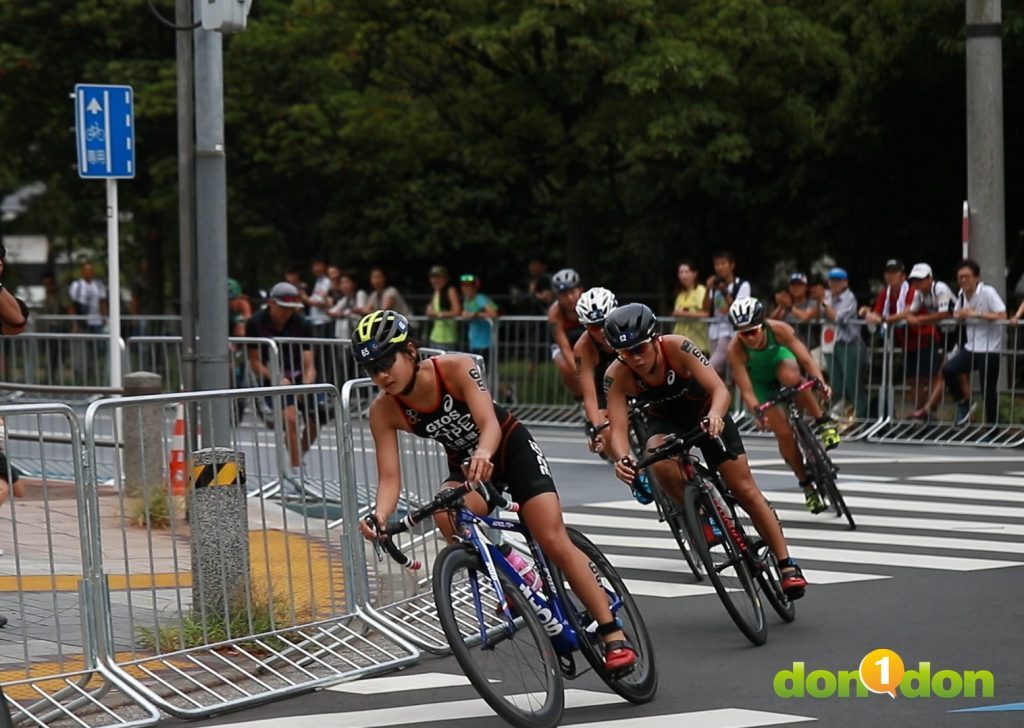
top-left (618, 341), bottom-right (650, 357)
top-left (362, 351), bottom-right (400, 376)
top-left (737, 326), bottom-right (762, 339)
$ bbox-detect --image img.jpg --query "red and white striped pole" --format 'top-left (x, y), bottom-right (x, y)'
top-left (961, 200), bottom-right (970, 259)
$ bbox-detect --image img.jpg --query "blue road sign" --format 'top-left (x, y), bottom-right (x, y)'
top-left (74, 84), bottom-right (135, 179)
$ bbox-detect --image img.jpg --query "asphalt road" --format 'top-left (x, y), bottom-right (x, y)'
top-left (163, 430), bottom-right (1023, 728)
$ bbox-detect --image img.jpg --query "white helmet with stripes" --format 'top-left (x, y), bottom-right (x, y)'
top-left (575, 287), bottom-right (618, 325)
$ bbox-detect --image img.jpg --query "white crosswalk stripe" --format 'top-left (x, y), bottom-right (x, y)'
top-left (560, 467), bottom-right (1024, 595)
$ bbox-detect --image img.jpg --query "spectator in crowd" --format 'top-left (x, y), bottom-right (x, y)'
top-left (39, 271), bottom-right (69, 330)
top-left (529, 273), bottom-right (554, 314)
top-left (364, 267), bottom-right (414, 321)
top-left (245, 282), bottom-right (320, 482)
top-left (284, 265), bottom-right (305, 296)
top-left (0, 245), bottom-right (29, 515)
top-left (130, 259), bottom-right (157, 337)
top-left (328, 271), bottom-right (367, 340)
top-left (890, 263), bottom-right (955, 418)
top-left (859, 259), bottom-right (911, 325)
top-left (915, 259), bottom-right (1006, 426)
top-left (705, 250), bottom-right (751, 378)
top-left (227, 278), bottom-right (252, 337)
top-left (1009, 298), bottom-right (1024, 325)
top-left (548, 268), bottom-right (585, 399)
top-left (68, 260), bottom-right (107, 334)
top-left (303, 255), bottom-right (334, 338)
top-left (671, 259), bottom-right (709, 353)
top-left (327, 264), bottom-right (345, 307)
top-left (459, 274), bottom-right (498, 366)
top-left (769, 272), bottom-right (821, 351)
top-left (425, 265), bottom-right (462, 350)
top-left (822, 267), bottom-right (867, 418)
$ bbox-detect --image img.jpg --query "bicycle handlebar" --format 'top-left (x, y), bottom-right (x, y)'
top-left (754, 378), bottom-right (822, 416)
top-left (633, 422), bottom-right (735, 470)
top-left (365, 480), bottom-right (520, 571)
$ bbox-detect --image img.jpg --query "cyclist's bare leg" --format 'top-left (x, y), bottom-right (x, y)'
top-left (644, 434), bottom-right (686, 504)
top-left (763, 407), bottom-right (807, 483)
top-left (717, 455), bottom-right (790, 561)
top-left (432, 480), bottom-right (491, 542)
top-left (554, 351), bottom-right (583, 399)
top-left (520, 493), bottom-right (627, 646)
top-left (776, 360), bottom-right (824, 419)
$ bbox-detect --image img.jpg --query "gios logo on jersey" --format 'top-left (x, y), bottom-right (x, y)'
top-left (424, 394), bottom-right (479, 449)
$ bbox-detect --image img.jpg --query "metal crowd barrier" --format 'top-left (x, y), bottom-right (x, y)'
top-left (0, 333), bottom-right (124, 397)
top-left (29, 315), bottom-right (182, 339)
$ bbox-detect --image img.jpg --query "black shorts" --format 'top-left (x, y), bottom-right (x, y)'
top-left (0, 451), bottom-right (20, 483)
top-left (444, 422), bottom-right (557, 507)
top-left (903, 342), bottom-right (942, 379)
top-left (640, 412), bottom-right (746, 470)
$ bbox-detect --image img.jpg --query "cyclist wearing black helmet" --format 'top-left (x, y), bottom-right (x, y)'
top-left (726, 298), bottom-right (838, 514)
top-left (573, 287), bottom-right (619, 454)
top-left (548, 268), bottom-right (585, 399)
top-left (354, 310), bottom-right (638, 675)
top-left (603, 303), bottom-right (808, 600)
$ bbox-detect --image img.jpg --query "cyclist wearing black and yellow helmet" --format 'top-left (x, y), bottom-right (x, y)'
top-left (354, 309), bottom-right (638, 676)
top-left (603, 303), bottom-right (809, 600)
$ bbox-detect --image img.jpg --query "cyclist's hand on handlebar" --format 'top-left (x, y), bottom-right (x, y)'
top-left (752, 409), bottom-right (768, 432)
top-left (465, 448), bottom-right (494, 483)
top-left (817, 379), bottom-right (833, 401)
top-left (615, 456), bottom-right (638, 485)
top-left (359, 513), bottom-right (386, 542)
top-left (702, 414), bottom-right (725, 438)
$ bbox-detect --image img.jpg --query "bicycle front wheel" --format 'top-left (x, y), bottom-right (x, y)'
top-left (548, 528), bottom-right (658, 704)
top-left (683, 482), bottom-right (767, 646)
top-left (799, 421), bottom-right (856, 530)
top-left (731, 499), bottom-right (796, 623)
top-left (433, 544), bottom-right (564, 728)
top-left (650, 474), bottom-right (704, 581)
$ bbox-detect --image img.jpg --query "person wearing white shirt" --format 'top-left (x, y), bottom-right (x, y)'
top-left (303, 256), bottom-right (334, 337)
top-left (704, 250), bottom-right (751, 378)
top-left (916, 259), bottom-right (1005, 426)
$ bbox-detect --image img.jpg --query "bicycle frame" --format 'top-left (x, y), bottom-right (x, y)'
top-left (450, 506), bottom-right (623, 658)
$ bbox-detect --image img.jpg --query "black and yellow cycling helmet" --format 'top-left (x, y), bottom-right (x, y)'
top-left (353, 310), bottom-right (411, 365)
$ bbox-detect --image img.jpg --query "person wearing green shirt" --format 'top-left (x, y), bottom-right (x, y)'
top-left (671, 259), bottom-right (709, 353)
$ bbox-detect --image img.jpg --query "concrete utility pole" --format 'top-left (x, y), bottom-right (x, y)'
top-left (192, 0), bottom-right (232, 443)
top-left (176, 0), bottom-right (196, 393)
top-left (965, 0), bottom-right (1006, 297)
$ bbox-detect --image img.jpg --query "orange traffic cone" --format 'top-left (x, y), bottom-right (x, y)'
top-left (169, 404), bottom-right (187, 498)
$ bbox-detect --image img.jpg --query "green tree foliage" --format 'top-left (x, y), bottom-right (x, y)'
top-left (1, 1), bottom-right (1021, 304)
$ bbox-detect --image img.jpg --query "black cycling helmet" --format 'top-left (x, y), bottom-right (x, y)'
top-left (604, 303), bottom-right (658, 350)
top-left (352, 310), bottom-right (411, 364)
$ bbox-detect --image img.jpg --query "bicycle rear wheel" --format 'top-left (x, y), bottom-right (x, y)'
top-left (798, 420), bottom-right (855, 530)
top-left (683, 482), bottom-right (767, 645)
top-left (649, 475), bottom-right (704, 581)
top-left (731, 499), bottom-right (796, 623)
top-left (433, 544), bottom-right (564, 728)
top-left (548, 529), bottom-right (658, 704)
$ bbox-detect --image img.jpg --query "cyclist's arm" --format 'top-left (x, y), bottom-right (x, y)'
top-left (447, 355), bottom-right (501, 482)
top-left (369, 397), bottom-right (403, 522)
top-left (574, 336), bottom-right (602, 429)
top-left (726, 338), bottom-right (759, 412)
top-left (604, 361), bottom-right (634, 463)
top-left (669, 335), bottom-right (730, 418)
top-left (548, 305), bottom-right (574, 361)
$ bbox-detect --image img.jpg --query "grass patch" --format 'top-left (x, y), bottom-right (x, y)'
top-left (125, 482), bottom-right (180, 529)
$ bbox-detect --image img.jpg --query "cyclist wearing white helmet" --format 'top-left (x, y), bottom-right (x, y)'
top-left (726, 297), bottom-right (839, 514)
top-left (604, 303), bottom-right (809, 600)
top-left (573, 287), bottom-right (619, 454)
top-left (548, 268), bottom-right (585, 399)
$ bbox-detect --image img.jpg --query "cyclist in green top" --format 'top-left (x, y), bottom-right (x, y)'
top-left (726, 298), bottom-right (839, 514)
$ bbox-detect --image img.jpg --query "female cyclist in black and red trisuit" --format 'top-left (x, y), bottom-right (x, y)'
top-left (354, 310), bottom-right (638, 675)
top-left (548, 268), bottom-right (586, 400)
top-left (603, 303), bottom-right (809, 600)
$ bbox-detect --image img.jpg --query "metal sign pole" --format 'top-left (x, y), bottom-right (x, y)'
top-left (107, 178), bottom-right (122, 390)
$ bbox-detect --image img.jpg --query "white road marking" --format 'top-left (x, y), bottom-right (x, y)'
top-left (569, 707), bottom-right (817, 727)
top-left (912, 473), bottom-right (1024, 489)
top-left (329, 672), bottom-right (472, 694)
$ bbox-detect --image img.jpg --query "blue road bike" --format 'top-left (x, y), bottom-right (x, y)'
top-left (369, 481), bottom-right (657, 728)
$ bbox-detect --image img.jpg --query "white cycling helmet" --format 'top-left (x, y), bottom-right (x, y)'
top-left (552, 268), bottom-right (581, 294)
top-left (728, 297), bottom-right (765, 331)
top-left (575, 287), bottom-right (618, 325)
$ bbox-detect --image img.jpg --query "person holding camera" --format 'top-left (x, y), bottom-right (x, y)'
top-left (704, 250), bottom-right (751, 379)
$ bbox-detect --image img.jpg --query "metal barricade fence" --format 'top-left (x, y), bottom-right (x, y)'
top-left (0, 403), bottom-right (161, 728)
top-left (490, 316), bottom-right (575, 426)
top-left (0, 333), bottom-right (123, 399)
top-left (867, 320), bottom-right (1024, 447)
top-left (30, 316), bottom-right (182, 339)
top-left (80, 385), bottom-right (419, 719)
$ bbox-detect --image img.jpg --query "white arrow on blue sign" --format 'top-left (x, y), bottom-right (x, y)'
top-left (74, 84), bottom-right (135, 179)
